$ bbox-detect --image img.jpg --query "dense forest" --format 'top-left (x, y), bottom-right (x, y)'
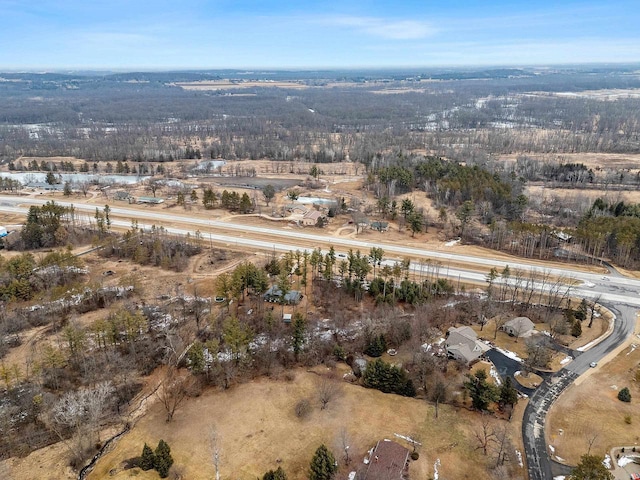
top-left (1, 66), bottom-right (640, 165)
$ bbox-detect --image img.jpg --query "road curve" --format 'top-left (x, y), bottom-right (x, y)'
top-left (523, 304), bottom-right (637, 480)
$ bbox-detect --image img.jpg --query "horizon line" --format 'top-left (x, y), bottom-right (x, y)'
top-left (2, 61), bottom-right (640, 75)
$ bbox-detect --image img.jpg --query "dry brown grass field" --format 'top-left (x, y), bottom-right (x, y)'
top-left (547, 315), bottom-right (640, 465)
top-left (83, 366), bottom-right (523, 480)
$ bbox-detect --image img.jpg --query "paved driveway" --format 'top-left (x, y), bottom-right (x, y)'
top-left (485, 348), bottom-right (535, 396)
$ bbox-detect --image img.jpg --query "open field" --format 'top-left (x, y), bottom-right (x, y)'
top-left (173, 80), bottom-right (308, 91)
top-left (83, 367), bottom-right (523, 480)
top-left (498, 152), bottom-right (640, 171)
top-left (546, 316), bottom-right (640, 465)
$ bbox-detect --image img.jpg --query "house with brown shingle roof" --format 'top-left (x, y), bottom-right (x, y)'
top-left (302, 209), bottom-right (324, 226)
top-left (362, 439), bottom-right (410, 480)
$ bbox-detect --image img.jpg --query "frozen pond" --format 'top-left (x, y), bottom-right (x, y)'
top-left (296, 196), bottom-right (336, 205)
top-left (296, 197), bottom-right (336, 204)
top-left (0, 172), bottom-right (150, 185)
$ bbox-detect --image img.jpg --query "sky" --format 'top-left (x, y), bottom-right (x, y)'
top-left (1, 0), bottom-right (639, 70)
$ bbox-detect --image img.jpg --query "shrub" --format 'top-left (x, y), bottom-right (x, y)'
top-left (625, 415), bottom-right (632, 425)
top-left (571, 319), bottom-right (582, 337)
top-left (618, 387), bottom-right (632, 403)
top-left (410, 451), bottom-right (419, 460)
top-left (295, 398), bottom-right (312, 419)
top-left (364, 334), bottom-right (387, 358)
top-left (333, 344), bottom-right (346, 361)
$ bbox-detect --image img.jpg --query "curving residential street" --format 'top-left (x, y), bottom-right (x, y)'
top-left (523, 304), bottom-right (637, 480)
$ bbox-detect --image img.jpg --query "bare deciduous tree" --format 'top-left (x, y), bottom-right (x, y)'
top-left (47, 381), bottom-right (114, 467)
top-left (210, 426), bottom-right (222, 480)
top-left (430, 375), bottom-right (448, 419)
top-left (336, 428), bottom-right (352, 466)
top-left (492, 424), bottom-right (512, 468)
top-left (157, 367), bottom-right (193, 422)
top-left (317, 378), bottom-right (341, 410)
top-left (474, 417), bottom-right (497, 456)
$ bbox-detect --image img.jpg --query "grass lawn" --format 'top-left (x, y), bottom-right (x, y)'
top-left (547, 332), bottom-right (640, 465)
top-left (84, 366), bottom-right (524, 480)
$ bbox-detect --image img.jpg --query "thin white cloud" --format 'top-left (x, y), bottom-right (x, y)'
top-left (321, 15), bottom-right (436, 40)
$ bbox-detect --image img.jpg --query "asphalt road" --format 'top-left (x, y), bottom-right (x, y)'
top-left (523, 304), bottom-right (637, 480)
top-left (3, 196), bottom-right (640, 307)
top-left (2, 196), bottom-right (639, 479)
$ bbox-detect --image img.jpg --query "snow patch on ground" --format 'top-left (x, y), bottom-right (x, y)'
top-left (348, 472), bottom-right (356, 480)
top-left (577, 311), bottom-right (615, 352)
top-left (549, 445), bottom-right (555, 454)
top-left (555, 456), bottom-right (565, 462)
top-left (394, 433), bottom-right (421, 445)
top-left (489, 366), bottom-right (502, 386)
top-left (603, 454), bottom-right (611, 469)
top-left (627, 344), bottom-right (638, 356)
top-left (363, 447), bottom-right (374, 464)
top-left (433, 458), bottom-right (441, 480)
top-left (494, 346), bottom-right (524, 362)
top-left (553, 476), bottom-right (566, 480)
top-left (444, 238), bottom-right (460, 247)
top-left (516, 449), bottom-right (523, 467)
top-left (560, 355), bottom-right (573, 365)
top-left (618, 455), bottom-right (635, 467)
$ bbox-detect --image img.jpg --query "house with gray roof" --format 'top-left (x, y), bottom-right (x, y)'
top-left (445, 326), bottom-right (490, 363)
top-left (263, 285), bottom-right (302, 304)
top-left (502, 316), bottom-right (535, 337)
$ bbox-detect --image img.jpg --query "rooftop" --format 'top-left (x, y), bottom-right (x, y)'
top-left (363, 439), bottom-right (410, 480)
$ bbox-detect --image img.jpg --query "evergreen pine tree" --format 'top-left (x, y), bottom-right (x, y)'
top-left (263, 466), bottom-right (288, 480)
top-left (140, 443), bottom-right (155, 471)
top-left (154, 440), bottom-right (174, 478)
top-left (309, 444), bottom-right (338, 480)
top-left (292, 312), bottom-right (306, 359)
top-left (499, 376), bottom-right (519, 410)
top-left (464, 369), bottom-right (499, 411)
top-left (571, 319), bottom-right (582, 337)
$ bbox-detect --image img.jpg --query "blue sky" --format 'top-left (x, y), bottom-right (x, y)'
top-left (1, 0), bottom-right (639, 70)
